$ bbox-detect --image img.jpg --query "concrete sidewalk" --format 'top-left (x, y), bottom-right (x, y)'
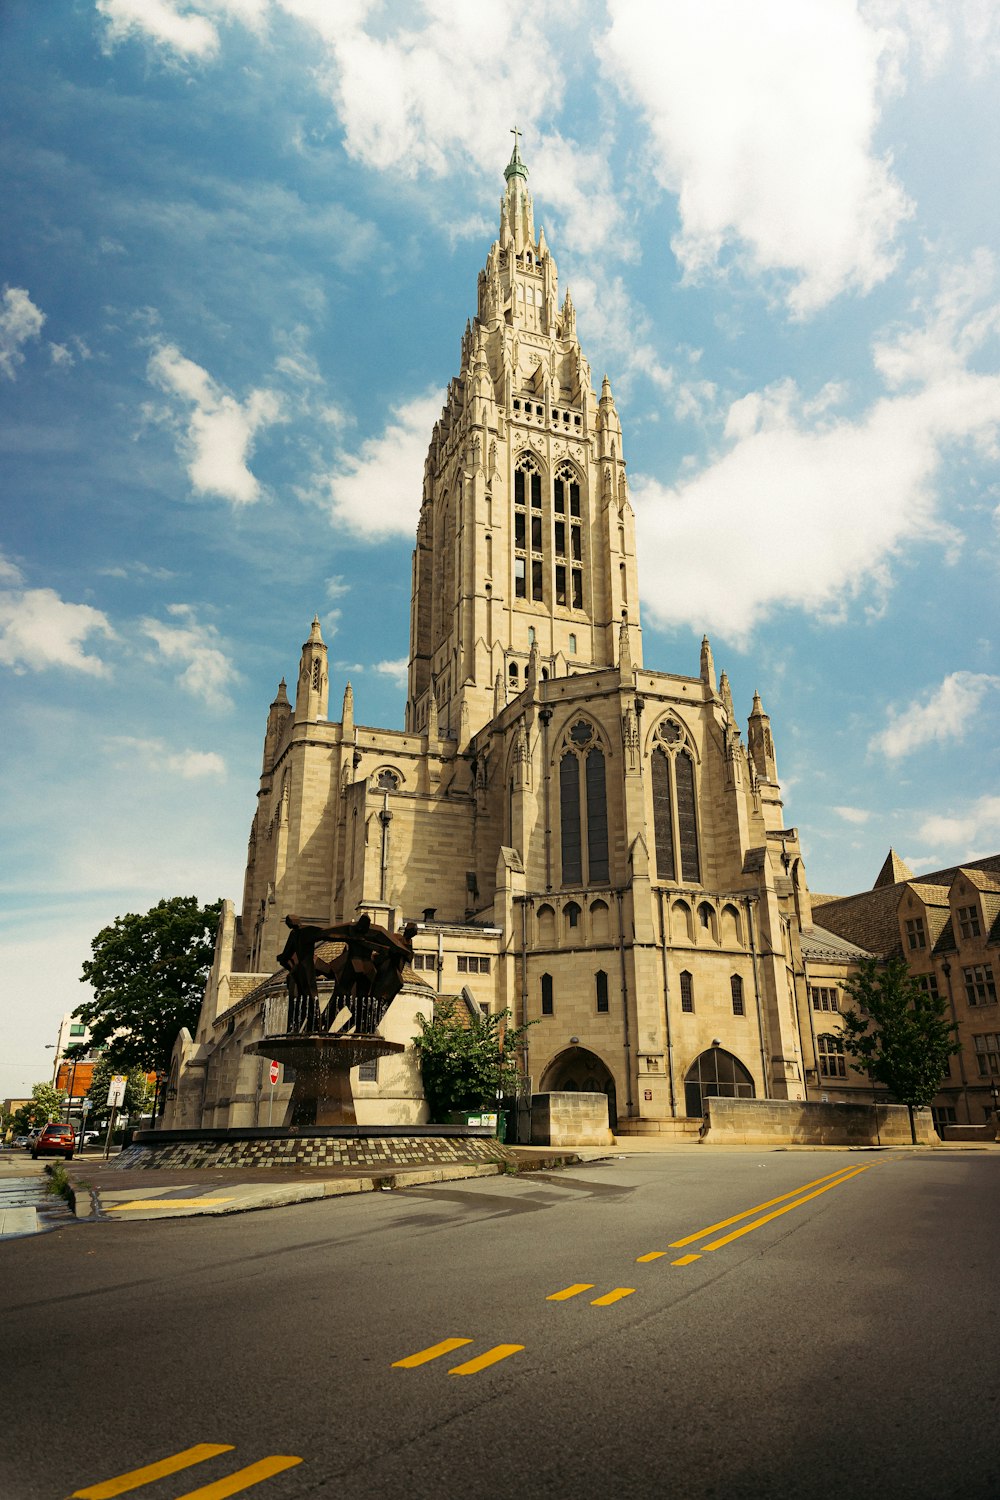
top-left (62, 1145), bottom-right (607, 1223)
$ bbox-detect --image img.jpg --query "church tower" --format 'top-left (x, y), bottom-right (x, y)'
top-left (406, 132), bottom-right (642, 746)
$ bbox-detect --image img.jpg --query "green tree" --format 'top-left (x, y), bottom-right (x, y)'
top-left (77, 896), bottom-right (222, 1074)
top-left (840, 956), bottom-right (959, 1142)
top-left (12, 1082), bottom-right (68, 1133)
top-left (413, 1002), bottom-right (533, 1122)
top-left (84, 1058), bottom-right (153, 1127)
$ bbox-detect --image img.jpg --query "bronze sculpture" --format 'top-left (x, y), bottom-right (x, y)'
top-left (277, 913), bottom-right (417, 1035)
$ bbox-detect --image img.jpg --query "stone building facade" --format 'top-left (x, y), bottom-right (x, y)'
top-left (169, 142), bottom-right (882, 1134)
top-left (810, 853), bottom-right (1000, 1128)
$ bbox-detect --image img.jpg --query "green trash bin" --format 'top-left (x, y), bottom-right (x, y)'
top-left (449, 1109), bottom-right (504, 1138)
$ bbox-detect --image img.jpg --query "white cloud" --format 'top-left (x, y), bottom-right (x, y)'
top-left (148, 343), bottom-right (283, 505)
top-left (0, 556), bottom-right (115, 676)
top-left (634, 257), bottom-right (1000, 639)
top-left (373, 658), bottom-right (408, 689)
top-left (870, 671), bottom-right (1000, 759)
top-left (0, 287), bottom-right (45, 380)
top-left (916, 794), bottom-right (1000, 854)
top-left (141, 604), bottom-right (237, 708)
top-left (834, 805), bottom-right (871, 825)
top-left (603, 0), bottom-right (912, 313)
top-left (96, 0), bottom-right (221, 59)
top-left (323, 390), bottom-right (444, 539)
top-left (108, 735), bottom-right (227, 779)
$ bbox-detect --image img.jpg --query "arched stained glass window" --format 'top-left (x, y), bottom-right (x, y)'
top-left (585, 748), bottom-right (609, 883)
top-left (559, 753), bottom-right (582, 885)
top-left (558, 720), bottom-right (608, 887)
top-left (651, 748), bottom-right (675, 882)
top-left (676, 751), bottom-right (701, 882)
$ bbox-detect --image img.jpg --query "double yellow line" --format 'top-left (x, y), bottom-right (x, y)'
top-left (659, 1164), bottom-right (871, 1265)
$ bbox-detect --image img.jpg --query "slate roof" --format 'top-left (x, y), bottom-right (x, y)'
top-left (812, 854), bottom-right (1000, 958)
top-left (800, 923), bottom-right (873, 963)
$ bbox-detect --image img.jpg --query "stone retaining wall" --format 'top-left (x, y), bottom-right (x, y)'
top-left (110, 1130), bottom-right (513, 1171)
top-left (531, 1092), bottom-right (614, 1146)
top-left (700, 1096), bottom-right (937, 1146)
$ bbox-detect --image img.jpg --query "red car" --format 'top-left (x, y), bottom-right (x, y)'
top-left (32, 1123), bottom-right (75, 1160)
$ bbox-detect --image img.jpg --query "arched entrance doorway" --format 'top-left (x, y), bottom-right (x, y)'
top-left (684, 1048), bottom-right (755, 1117)
top-left (540, 1047), bottom-right (617, 1129)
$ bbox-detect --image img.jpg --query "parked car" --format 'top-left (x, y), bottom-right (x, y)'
top-left (12, 1135), bottom-right (29, 1149)
top-left (32, 1123), bottom-right (75, 1160)
top-left (82, 1130), bottom-right (101, 1146)
top-left (24, 1128), bottom-right (42, 1151)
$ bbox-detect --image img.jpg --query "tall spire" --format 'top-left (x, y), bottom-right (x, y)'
top-left (501, 125), bottom-right (535, 252)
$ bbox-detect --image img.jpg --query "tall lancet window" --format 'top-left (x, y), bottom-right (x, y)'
top-left (554, 464), bottom-right (584, 609)
top-left (650, 719), bottom-right (701, 885)
top-left (514, 455), bottom-right (543, 601)
top-left (559, 719), bottom-right (609, 887)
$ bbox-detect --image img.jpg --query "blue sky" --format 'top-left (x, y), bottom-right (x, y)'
top-left (2, 0), bottom-right (999, 1097)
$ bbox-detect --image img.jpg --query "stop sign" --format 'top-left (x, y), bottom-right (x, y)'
top-left (269, 1060), bottom-right (279, 1085)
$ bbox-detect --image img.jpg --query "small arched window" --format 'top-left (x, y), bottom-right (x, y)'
top-left (569, 633), bottom-right (577, 654)
top-left (537, 904), bottom-right (555, 945)
top-left (564, 901), bottom-right (581, 932)
top-left (680, 971), bottom-right (694, 1013)
top-left (596, 970), bottom-right (609, 1013)
top-left (731, 975), bottom-right (745, 1016)
top-left (541, 973), bottom-right (554, 1016)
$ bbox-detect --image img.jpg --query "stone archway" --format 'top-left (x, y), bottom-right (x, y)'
top-left (684, 1047), bottom-right (755, 1118)
top-left (540, 1046), bottom-right (617, 1129)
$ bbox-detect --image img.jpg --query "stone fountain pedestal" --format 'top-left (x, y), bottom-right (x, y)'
top-left (248, 1033), bottom-right (405, 1126)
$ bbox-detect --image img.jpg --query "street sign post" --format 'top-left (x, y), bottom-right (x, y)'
top-left (267, 1060), bottom-right (279, 1125)
top-left (104, 1076), bottom-right (127, 1159)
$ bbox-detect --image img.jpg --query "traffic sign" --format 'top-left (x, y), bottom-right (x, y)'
top-left (269, 1061), bottom-right (279, 1085)
top-left (107, 1074), bottom-right (127, 1107)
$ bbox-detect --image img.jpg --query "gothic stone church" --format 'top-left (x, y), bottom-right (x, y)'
top-left (169, 141), bottom-right (830, 1134)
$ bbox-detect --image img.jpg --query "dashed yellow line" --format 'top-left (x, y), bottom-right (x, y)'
top-left (668, 1166), bottom-right (863, 1249)
top-left (173, 1456), bottom-right (302, 1498)
top-left (73, 1444), bottom-right (235, 1497)
top-left (590, 1287), bottom-right (635, 1306)
top-left (671, 1253), bottom-right (701, 1266)
top-left (392, 1338), bottom-right (472, 1368)
top-left (449, 1344), bottom-right (524, 1375)
top-left (636, 1251), bottom-right (666, 1263)
top-left (547, 1283), bottom-right (594, 1301)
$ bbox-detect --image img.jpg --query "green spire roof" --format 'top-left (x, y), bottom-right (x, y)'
top-left (504, 125), bottom-right (528, 184)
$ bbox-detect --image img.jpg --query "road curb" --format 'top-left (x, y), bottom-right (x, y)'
top-left (63, 1151), bottom-right (590, 1222)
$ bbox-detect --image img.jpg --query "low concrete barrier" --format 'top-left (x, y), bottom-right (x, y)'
top-left (531, 1092), bottom-right (613, 1147)
top-left (700, 1096), bottom-right (937, 1146)
top-left (941, 1122), bottom-right (1000, 1143)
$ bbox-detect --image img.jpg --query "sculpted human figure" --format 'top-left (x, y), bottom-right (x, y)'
top-left (277, 913), bottom-right (337, 1032)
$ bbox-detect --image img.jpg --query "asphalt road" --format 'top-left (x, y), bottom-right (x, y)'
top-left (3, 1149), bottom-right (998, 1500)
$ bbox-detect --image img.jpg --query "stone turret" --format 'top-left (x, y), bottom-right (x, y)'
top-left (261, 678), bottom-right (290, 777)
top-left (748, 690), bottom-right (778, 782)
top-left (295, 616), bottom-right (328, 723)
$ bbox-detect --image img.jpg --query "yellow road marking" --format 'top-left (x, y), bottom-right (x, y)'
top-left (449, 1344), bottom-right (524, 1375)
top-left (392, 1338), bottom-right (472, 1368)
top-left (590, 1287), bottom-right (635, 1306)
top-left (702, 1167), bottom-right (870, 1251)
top-left (174, 1457), bottom-right (302, 1499)
top-left (668, 1166), bottom-right (861, 1248)
top-left (636, 1251), bottom-right (666, 1263)
top-left (106, 1199), bottom-right (235, 1211)
top-left (671, 1253), bottom-right (701, 1266)
top-left (72, 1444), bottom-right (234, 1497)
top-left (547, 1283), bottom-right (594, 1300)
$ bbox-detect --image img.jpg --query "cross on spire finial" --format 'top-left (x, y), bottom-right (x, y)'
top-left (504, 125), bottom-right (528, 184)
